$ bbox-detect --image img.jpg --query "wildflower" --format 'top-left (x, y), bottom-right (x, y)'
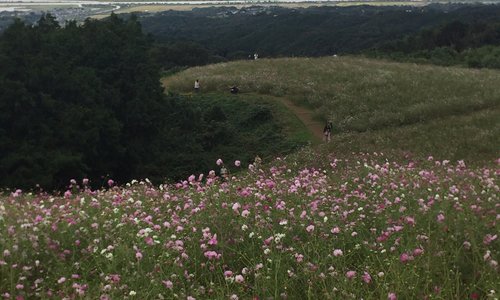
top-left (162, 280), bottom-right (173, 289)
top-left (413, 248), bottom-right (424, 256)
top-left (232, 203), bottom-right (241, 212)
top-left (224, 270), bottom-right (233, 278)
top-left (333, 249), bottom-right (343, 257)
top-left (208, 234), bottom-right (218, 246)
top-left (400, 253), bottom-right (410, 264)
top-left (107, 179), bottom-right (114, 187)
top-left (188, 175), bottom-right (196, 182)
top-left (216, 159), bottom-right (223, 166)
top-left (362, 272), bottom-right (372, 284)
top-left (346, 271), bottom-right (356, 279)
top-left (436, 213), bottom-right (445, 223)
top-left (129, 291), bottom-right (136, 296)
top-left (230, 295), bottom-right (239, 300)
top-left (388, 292), bottom-right (397, 300)
top-left (57, 277), bottom-right (66, 284)
top-left (235, 275), bottom-right (244, 283)
top-left (15, 284), bottom-right (24, 290)
top-left (463, 241), bottom-right (471, 250)
top-left (135, 252), bottom-right (143, 260)
top-left (306, 225), bottom-right (315, 233)
top-left (235, 160), bottom-right (241, 167)
top-left (483, 234), bottom-right (497, 245)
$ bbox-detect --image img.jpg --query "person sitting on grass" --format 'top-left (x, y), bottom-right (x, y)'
top-left (230, 86), bottom-right (239, 94)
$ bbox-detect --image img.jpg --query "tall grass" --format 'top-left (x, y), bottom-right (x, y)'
top-left (163, 56), bottom-right (500, 162)
top-left (163, 56), bottom-right (500, 132)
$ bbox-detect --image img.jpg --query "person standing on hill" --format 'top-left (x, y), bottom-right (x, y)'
top-left (194, 79), bottom-right (200, 93)
top-left (323, 121), bottom-right (332, 142)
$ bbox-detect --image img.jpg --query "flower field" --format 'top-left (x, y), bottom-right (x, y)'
top-left (1, 149), bottom-right (499, 299)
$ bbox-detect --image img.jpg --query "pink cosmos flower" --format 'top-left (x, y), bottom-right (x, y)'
top-left (57, 277), bottom-right (66, 284)
top-left (15, 284), bottom-right (24, 290)
top-left (135, 252), bottom-right (143, 260)
top-left (216, 159), bottom-right (223, 166)
top-left (82, 178), bottom-right (89, 185)
top-left (107, 179), bottom-right (114, 187)
top-left (306, 225), bottom-right (315, 233)
top-left (235, 160), bottom-right (241, 167)
top-left (232, 202), bottom-right (241, 212)
top-left (208, 234), bottom-right (218, 246)
top-left (388, 292), bottom-right (397, 300)
top-left (331, 227), bottom-right (340, 234)
top-left (204, 251), bottom-right (220, 260)
top-left (437, 213), bottom-right (445, 223)
top-left (346, 271), bottom-right (356, 279)
top-left (413, 248), bottom-right (424, 257)
top-left (362, 272), bottom-right (372, 284)
top-left (333, 249), bottom-right (343, 257)
top-left (235, 275), bottom-right (244, 283)
top-left (162, 280), bottom-right (173, 289)
top-left (400, 253), bottom-right (410, 263)
top-left (224, 270), bottom-right (233, 277)
top-left (483, 234), bottom-right (497, 245)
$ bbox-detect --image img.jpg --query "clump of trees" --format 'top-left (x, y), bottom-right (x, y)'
top-left (0, 14), bottom-right (294, 190)
top-left (369, 20), bottom-right (500, 68)
top-left (0, 14), bottom-right (179, 188)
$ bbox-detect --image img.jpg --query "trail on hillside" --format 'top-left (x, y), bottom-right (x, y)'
top-left (161, 77), bottom-right (324, 141)
top-left (276, 97), bottom-right (325, 141)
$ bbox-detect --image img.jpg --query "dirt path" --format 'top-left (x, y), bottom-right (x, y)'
top-left (277, 98), bottom-right (325, 141)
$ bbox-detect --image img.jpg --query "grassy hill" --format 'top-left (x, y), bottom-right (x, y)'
top-left (1, 56), bottom-right (499, 299)
top-left (163, 56), bottom-right (500, 163)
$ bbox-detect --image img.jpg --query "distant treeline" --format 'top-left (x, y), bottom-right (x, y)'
top-left (0, 14), bottom-right (297, 190)
top-left (137, 4), bottom-right (500, 69)
top-left (368, 20), bottom-right (500, 68)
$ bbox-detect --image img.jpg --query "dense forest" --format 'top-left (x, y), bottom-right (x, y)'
top-left (138, 3), bottom-right (500, 69)
top-left (0, 14), bottom-right (298, 190)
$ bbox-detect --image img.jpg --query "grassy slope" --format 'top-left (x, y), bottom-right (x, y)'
top-left (163, 56), bottom-right (500, 163)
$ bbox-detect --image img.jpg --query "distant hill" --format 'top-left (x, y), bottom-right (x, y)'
top-left (164, 56), bottom-right (500, 162)
top-left (140, 4), bottom-right (500, 60)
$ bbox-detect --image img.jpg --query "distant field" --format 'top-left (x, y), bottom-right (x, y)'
top-left (108, 1), bottom-right (426, 14)
top-left (164, 56), bottom-right (500, 162)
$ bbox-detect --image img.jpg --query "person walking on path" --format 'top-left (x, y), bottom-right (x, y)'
top-left (194, 79), bottom-right (200, 92)
top-left (323, 121), bottom-right (332, 142)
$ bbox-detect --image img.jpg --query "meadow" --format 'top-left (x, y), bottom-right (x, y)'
top-left (0, 150), bottom-right (498, 299)
top-left (163, 56), bottom-right (500, 162)
top-left (1, 56), bottom-right (499, 299)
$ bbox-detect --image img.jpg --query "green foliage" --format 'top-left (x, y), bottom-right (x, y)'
top-left (140, 4), bottom-right (500, 60)
top-left (0, 14), bottom-right (303, 190)
top-left (369, 18), bottom-right (500, 69)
